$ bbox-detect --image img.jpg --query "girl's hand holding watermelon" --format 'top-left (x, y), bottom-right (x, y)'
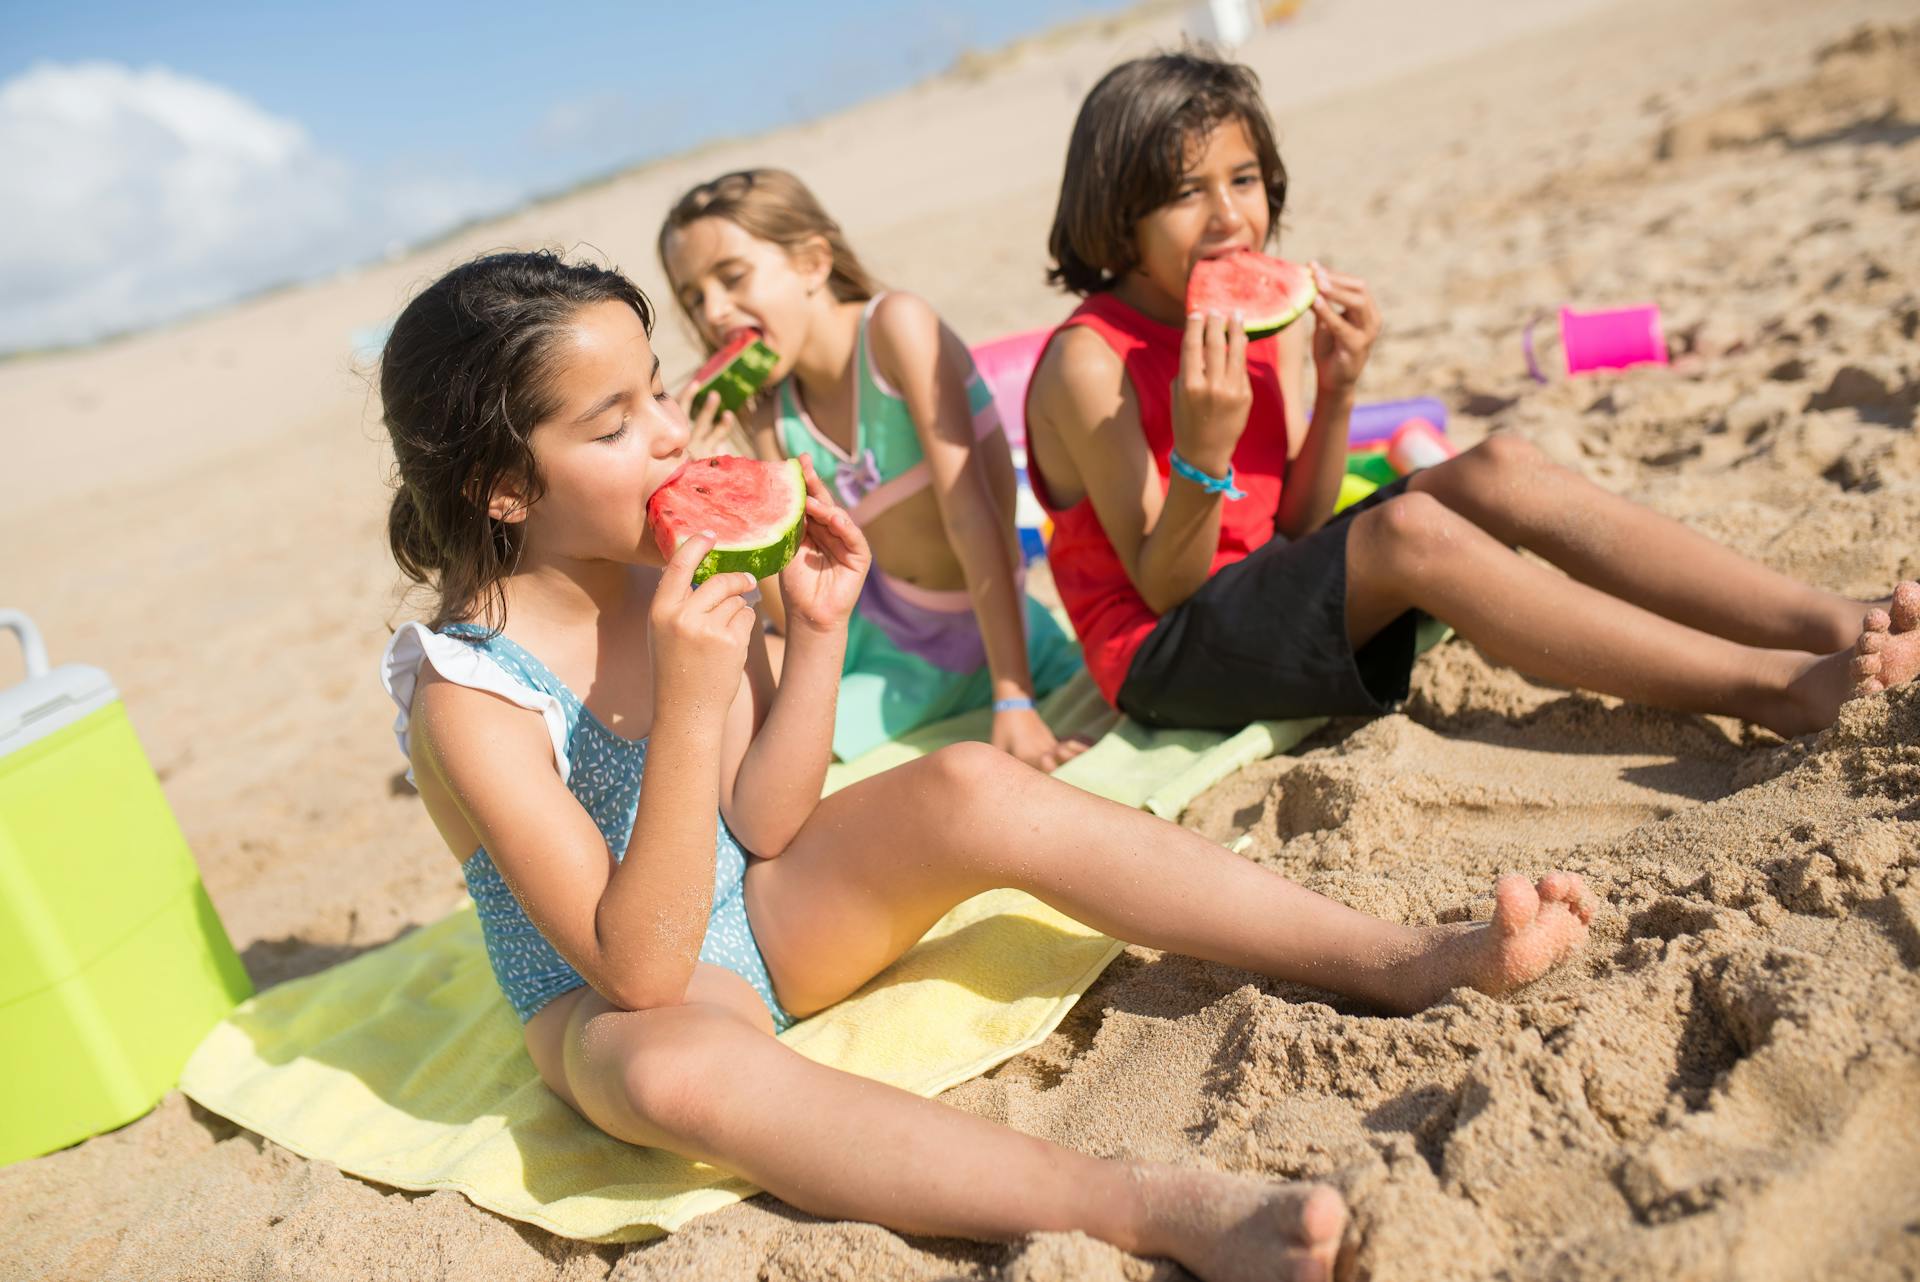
top-left (649, 531), bottom-right (761, 715)
top-left (1307, 262), bottom-right (1380, 398)
top-left (777, 455), bottom-right (871, 634)
top-left (1170, 308), bottom-right (1254, 476)
top-left (677, 385), bottom-right (748, 459)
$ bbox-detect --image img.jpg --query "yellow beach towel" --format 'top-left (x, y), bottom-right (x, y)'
top-left (181, 670), bottom-right (1328, 1242)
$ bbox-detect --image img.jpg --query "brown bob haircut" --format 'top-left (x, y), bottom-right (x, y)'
top-left (1047, 49), bottom-right (1288, 296)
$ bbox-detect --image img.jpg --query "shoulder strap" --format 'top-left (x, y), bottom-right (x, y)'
top-left (382, 622), bottom-right (577, 784)
top-left (853, 292), bottom-right (888, 399)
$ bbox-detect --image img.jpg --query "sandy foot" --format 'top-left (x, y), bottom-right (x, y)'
top-left (1850, 581), bottom-right (1920, 698)
top-left (1138, 1166), bottom-right (1353, 1282)
top-left (1392, 874), bottom-right (1595, 1012)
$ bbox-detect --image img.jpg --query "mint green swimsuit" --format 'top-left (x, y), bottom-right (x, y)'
top-left (776, 295), bottom-right (1081, 760)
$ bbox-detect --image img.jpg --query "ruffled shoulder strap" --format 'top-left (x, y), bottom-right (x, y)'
top-left (380, 622), bottom-right (574, 784)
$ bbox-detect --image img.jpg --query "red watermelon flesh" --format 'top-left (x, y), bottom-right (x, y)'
top-left (646, 455), bottom-right (806, 583)
top-left (690, 327), bottom-right (780, 414)
top-left (1185, 251), bottom-right (1317, 338)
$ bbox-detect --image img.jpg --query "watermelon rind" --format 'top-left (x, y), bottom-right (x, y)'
top-left (1243, 272), bottom-right (1316, 339)
top-left (654, 458), bottom-right (808, 585)
top-left (1186, 253), bottom-right (1318, 339)
top-left (693, 336), bottom-right (780, 415)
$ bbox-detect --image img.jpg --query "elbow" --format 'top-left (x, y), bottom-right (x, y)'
top-left (596, 965), bottom-right (694, 1015)
top-left (1276, 500), bottom-right (1330, 542)
top-left (727, 819), bottom-right (794, 861)
top-left (1138, 573), bottom-right (1200, 617)
top-left (590, 921), bottom-right (699, 1012)
top-left (720, 800), bottom-right (797, 861)
top-left (943, 512), bottom-right (1012, 574)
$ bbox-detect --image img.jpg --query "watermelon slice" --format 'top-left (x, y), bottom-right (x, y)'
top-left (1185, 251), bottom-right (1317, 339)
top-left (690, 328), bottom-right (780, 415)
top-left (647, 456), bottom-right (807, 583)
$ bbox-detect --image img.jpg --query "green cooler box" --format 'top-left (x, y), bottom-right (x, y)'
top-left (0, 609), bottom-right (252, 1166)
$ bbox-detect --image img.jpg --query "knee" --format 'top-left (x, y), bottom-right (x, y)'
top-left (613, 1007), bottom-right (748, 1138)
top-left (1370, 489), bottom-right (1453, 545)
top-left (922, 740), bottom-right (1020, 799)
top-left (1354, 491), bottom-right (1458, 577)
top-left (1457, 433), bottom-right (1547, 487)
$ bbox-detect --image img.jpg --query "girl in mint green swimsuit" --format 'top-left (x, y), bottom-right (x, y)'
top-left (660, 169), bottom-right (1083, 766)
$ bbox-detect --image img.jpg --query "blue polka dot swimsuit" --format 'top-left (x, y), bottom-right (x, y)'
top-left (428, 624), bottom-right (795, 1029)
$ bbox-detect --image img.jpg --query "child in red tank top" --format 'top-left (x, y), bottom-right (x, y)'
top-left (1031, 290), bottom-right (1293, 706)
top-left (1026, 50), bottom-right (1911, 738)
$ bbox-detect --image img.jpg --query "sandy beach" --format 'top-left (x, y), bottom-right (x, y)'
top-left (3, 0), bottom-right (1918, 1276)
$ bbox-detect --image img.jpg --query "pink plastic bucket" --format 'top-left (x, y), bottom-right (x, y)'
top-left (1527, 304), bottom-right (1668, 380)
top-left (1561, 304), bottom-right (1667, 375)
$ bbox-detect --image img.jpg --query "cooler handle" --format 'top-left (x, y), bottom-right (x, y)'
top-left (0, 609), bottom-right (51, 680)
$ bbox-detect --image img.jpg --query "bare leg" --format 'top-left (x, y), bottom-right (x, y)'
top-left (1409, 436), bottom-right (1880, 653)
top-left (747, 744), bottom-right (1592, 1018)
top-left (537, 985), bottom-right (1351, 1282)
top-left (1343, 489), bottom-right (1863, 737)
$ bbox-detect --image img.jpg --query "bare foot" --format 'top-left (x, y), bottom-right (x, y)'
top-left (1851, 582), bottom-right (1920, 698)
top-left (1133, 1165), bottom-right (1353, 1282)
top-left (1773, 644), bottom-right (1864, 737)
top-left (1384, 874), bottom-right (1595, 1013)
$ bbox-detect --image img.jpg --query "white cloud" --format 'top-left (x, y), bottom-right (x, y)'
top-left (0, 62), bottom-right (509, 351)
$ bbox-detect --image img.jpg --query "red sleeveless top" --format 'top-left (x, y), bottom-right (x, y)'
top-left (1027, 292), bottom-right (1292, 705)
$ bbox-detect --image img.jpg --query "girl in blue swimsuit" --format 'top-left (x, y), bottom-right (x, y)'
top-left (658, 169), bottom-right (1083, 768)
top-left (377, 250), bottom-right (1593, 1277)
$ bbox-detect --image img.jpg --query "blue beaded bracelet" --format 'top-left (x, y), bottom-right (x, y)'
top-left (992, 697), bottom-right (1037, 713)
top-left (1168, 449), bottom-right (1246, 500)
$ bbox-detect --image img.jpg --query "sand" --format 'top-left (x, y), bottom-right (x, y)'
top-left (3, 0), bottom-right (1919, 1276)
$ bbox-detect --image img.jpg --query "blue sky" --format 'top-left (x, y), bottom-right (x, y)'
top-left (0, 0), bottom-right (1131, 350)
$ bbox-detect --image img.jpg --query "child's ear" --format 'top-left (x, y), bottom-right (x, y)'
top-left (480, 475), bottom-right (532, 525)
top-left (793, 234), bottom-right (834, 296)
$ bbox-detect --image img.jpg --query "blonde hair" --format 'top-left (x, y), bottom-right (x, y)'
top-left (657, 168), bottom-right (881, 347)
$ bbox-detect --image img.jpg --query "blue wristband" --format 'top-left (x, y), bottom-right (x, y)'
top-left (993, 697), bottom-right (1037, 714)
top-left (1168, 449), bottom-right (1246, 500)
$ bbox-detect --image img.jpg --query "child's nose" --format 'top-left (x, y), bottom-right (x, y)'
top-left (1207, 185), bottom-right (1245, 230)
top-left (661, 406), bottom-right (693, 456)
top-left (700, 292), bottom-right (733, 334)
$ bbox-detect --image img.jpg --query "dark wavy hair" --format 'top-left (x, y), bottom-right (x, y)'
top-left (381, 250), bottom-right (654, 632)
top-left (1047, 49), bottom-right (1288, 295)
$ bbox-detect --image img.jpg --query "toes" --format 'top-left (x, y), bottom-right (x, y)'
top-left (1860, 630), bottom-right (1889, 656)
top-left (1893, 582), bottom-right (1920, 633)
top-left (1538, 870), bottom-right (1580, 903)
top-left (1333, 1227), bottom-right (1361, 1282)
top-left (1494, 875), bottom-right (1541, 936)
top-left (1262, 1185), bottom-right (1350, 1282)
top-left (1863, 608), bottom-right (1891, 637)
top-left (1538, 871), bottom-right (1594, 924)
top-left (1853, 652), bottom-right (1883, 680)
top-left (1284, 1250), bottom-right (1332, 1282)
top-left (1853, 676), bottom-right (1886, 698)
top-left (1297, 1185), bottom-right (1349, 1246)
top-left (1567, 877), bottom-right (1597, 926)
top-left (1285, 1187), bottom-right (1350, 1282)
